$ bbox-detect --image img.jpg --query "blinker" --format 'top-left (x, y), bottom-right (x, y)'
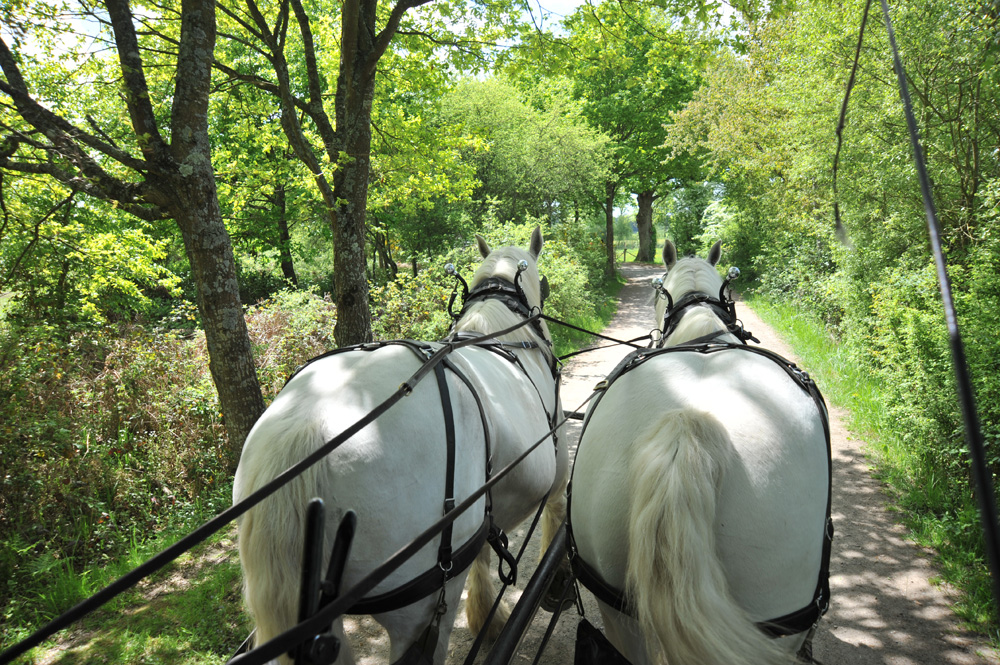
top-left (444, 263), bottom-right (470, 320)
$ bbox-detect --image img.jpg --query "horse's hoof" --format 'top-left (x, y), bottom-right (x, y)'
top-left (540, 563), bottom-right (576, 613)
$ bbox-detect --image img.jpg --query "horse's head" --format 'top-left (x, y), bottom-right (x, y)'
top-left (470, 225), bottom-right (546, 312)
top-left (656, 239), bottom-right (722, 306)
top-left (451, 226), bottom-right (553, 351)
top-left (654, 240), bottom-right (734, 345)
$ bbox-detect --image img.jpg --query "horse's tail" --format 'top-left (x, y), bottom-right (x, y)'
top-left (465, 545), bottom-right (510, 642)
top-left (236, 426), bottom-right (334, 665)
top-left (625, 409), bottom-right (794, 665)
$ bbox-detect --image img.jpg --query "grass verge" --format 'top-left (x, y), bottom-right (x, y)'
top-left (748, 296), bottom-right (999, 643)
top-left (5, 491), bottom-right (248, 665)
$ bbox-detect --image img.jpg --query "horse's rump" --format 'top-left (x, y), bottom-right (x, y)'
top-left (234, 340), bottom-right (560, 656)
top-left (570, 347), bottom-right (829, 661)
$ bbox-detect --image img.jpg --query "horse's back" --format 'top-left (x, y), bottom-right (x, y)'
top-left (572, 348), bottom-right (829, 623)
top-left (234, 345), bottom-right (493, 630)
top-left (234, 342), bottom-right (558, 597)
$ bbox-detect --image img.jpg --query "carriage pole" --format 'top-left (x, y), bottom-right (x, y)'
top-left (483, 523), bottom-right (568, 665)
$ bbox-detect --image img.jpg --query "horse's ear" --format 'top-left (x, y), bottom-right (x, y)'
top-left (707, 240), bottom-right (722, 266)
top-left (529, 225), bottom-right (544, 259)
top-left (476, 234), bottom-right (492, 258)
top-left (663, 241), bottom-right (677, 269)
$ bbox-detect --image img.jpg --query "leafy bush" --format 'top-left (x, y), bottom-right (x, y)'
top-left (0, 291), bottom-right (338, 629)
top-left (244, 289), bottom-right (338, 398)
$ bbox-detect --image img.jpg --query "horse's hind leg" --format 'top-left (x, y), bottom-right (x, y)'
top-left (540, 490), bottom-right (566, 553)
top-left (599, 604), bottom-right (652, 665)
top-left (328, 620), bottom-right (356, 665)
top-left (376, 577), bottom-right (466, 665)
top-left (465, 545), bottom-right (510, 641)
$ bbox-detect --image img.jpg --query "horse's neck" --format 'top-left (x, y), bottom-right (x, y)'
top-left (453, 301), bottom-right (554, 378)
top-left (664, 307), bottom-right (738, 346)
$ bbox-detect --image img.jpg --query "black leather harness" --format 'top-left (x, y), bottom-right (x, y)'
top-left (280, 275), bottom-right (560, 661)
top-left (654, 274), bottom-right (759, 346)
top-left (566, 341), bottom-right (833, 639)
top-left (285, 340), bottom-right (494, 617)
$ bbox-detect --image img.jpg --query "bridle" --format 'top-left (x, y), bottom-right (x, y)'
top-left (446, 260), bottom-right (555, 371)
top-left (652, 266), bottom-right (758, 346)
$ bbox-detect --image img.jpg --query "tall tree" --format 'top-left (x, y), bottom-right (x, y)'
top-left (562, 1), bottom-right (702, 270)
top-left (0, 0), bottom-right (266, 450)
top-left (212, 0), bottom-right (523, 345)
top-left (439, 76), bottom-right (609, 224)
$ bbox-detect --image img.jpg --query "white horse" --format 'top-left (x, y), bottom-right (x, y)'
top-left (234, 227), bottom-right (568, 665)
top-left (569, 240), bottom-right (830, 665)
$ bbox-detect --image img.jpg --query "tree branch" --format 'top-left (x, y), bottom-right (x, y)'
top-left (289, 0), bottom-right (339, 159)
top-left (368, 0), bottom-right (435, 79)
top-left (170, 0), bottom-right (216, 162)
top-left (0, 77), bottom-right (153, 198)
top-left (217, 1), bottom-right (269, 44)
top-left (105, 0), bottom-right (170, 161)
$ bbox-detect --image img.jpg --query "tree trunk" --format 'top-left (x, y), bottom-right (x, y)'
top-left (275, 185), bottom-right (298, 287)
top-left (373, 228), bottom-right (397, 277)
top-left (332, 42), bottom-right (377, 347)
top-left (1, 0), bottom-right (269, 453)
top-left (171, 179), bottom-right (265, 456)
top-left (636, 189), bottom-right (657, 263)
top-left (169, 0), bottom-right (265, 452)
top-left (604, 180), bottom-right (617, 278)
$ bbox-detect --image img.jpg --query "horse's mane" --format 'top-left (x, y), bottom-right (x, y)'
top-left (663, 257), bottom-right (722, 298)
top-left (452, 247), bottom-right (554, 361)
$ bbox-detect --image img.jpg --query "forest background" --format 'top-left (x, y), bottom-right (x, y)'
top-left (2, 0), bottom-right (999, 659)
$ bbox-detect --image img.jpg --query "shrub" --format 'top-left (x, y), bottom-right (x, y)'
top-left (0, 291), bottom-right (338, 626)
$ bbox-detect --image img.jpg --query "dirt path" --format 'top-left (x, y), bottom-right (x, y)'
top-left (361, 263), bottom-right (998, 665)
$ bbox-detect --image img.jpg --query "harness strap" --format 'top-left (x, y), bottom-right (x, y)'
top-left (436, 362), bottom-right (458, 572)
top-left (457, 277), bottom-right (550, 342)
top-left (326, 341), bottom-right (493, 617)
top-left (658, 293), bottom-right (758, 345)
top-left (567, 343), bottom-right (833, 639)
top-left (348, 521), bottom-right (490, 616)
top-left (282, 337), bottom-right (557, 618)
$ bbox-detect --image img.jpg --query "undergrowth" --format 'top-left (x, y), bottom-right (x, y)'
top-left (748, 296), bottom-right (999, 642)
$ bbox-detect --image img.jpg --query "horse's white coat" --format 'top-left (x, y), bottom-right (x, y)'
top-left (233, 229), bottom-right (567, 665)
top-left (571, 242), bottom-right (829, 665)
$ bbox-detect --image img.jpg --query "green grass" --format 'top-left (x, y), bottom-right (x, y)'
top-left (748, 296), bottom-right (999, 642)
top-left (5, 493), bottom-right (248, 665)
